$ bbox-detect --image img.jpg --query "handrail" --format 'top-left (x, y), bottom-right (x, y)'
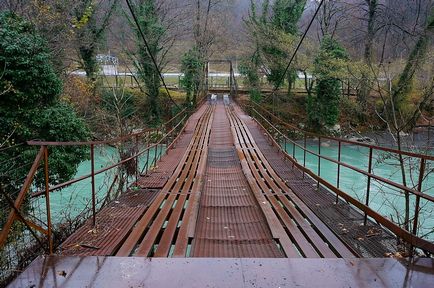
top-left (250, 101), bottom-right (434, 161)
top-left (1, 108), bottom-right (190, 260)
top-left (31, 114), bottom-right (188, 197)
top-left (27, 108), bottom-right (187, 147)
top-left (0, 146), bottom-right (45, 247)
top-left (252, 107), bottom-right (434, 203)
top-left (247, 103), bottom-right (434, 254)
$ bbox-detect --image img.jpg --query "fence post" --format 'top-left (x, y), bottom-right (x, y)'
top-left (411, 158), bottom-right (426, 256)
top-left (90, 144), bottom-right (96, 227)
top-left (154, 144), bottom-right (158, 167)
top-left (364, 147), bottom-right (373, 225)
top-left (43, 146), bottom-right (53, 254)
top-left (336, 141), bottom-right (342, 204)
top-left (144, 147), bottom-right (150, 175)
top-left (166, 127), bottom-right (170, 155)
top-left (303, 133), bottom-right (307, 179)
top-left (135, 135), bottom-right (139, 184)
top-left (317, 137), bottom-right (321, 188)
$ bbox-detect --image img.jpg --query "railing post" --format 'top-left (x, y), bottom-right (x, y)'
top-left (43, 146), bottom-right (53, 255)
top-left (159, 128), bottom-right (163, 159)
top-left (336, 141), bottom-right (342, 204)
top-left (283, 137), bottom-right (287, 160)
top-left (135, 135), bottom-right (139, 184)
top-left (364, 147), bottom-right (373, 225)
top-left (317, 137), bottom-right (321, 188)
top-left (292, 133), bottom-right (296, 159)
top-left (303, 133), bottom-right (307, 179)
top-left (154, 144), bottom-right (158, 167)
top-left (411, 158), bottom-right (426, 255)
top-left (166, 128), bottom-right (170, 155)
top-left (90, 144), bottom-right (96, 227)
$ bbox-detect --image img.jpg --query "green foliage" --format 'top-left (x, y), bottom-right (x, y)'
top-left (0, 12), bottom-right (89, 190)
top-left (257, 0), bottom-right (306, 93)
top-left (239, 58), bottom-right (260, 87)
top-left (314, 36), bottom-right (348, 78)
top-left (249, 89), bottom-right (263, 103)
top-left (308, 36), bottom-right (348, 129)
top-left (180, 48), bottom-right (203, 105)
top-left (270, 0), bottom-right (306, 91)
top-left (272, 0), bottom-right (306, 35)
top-left (261, 0), bottom-right (270, 24)
top-left (132, 0), bottom-right (165, 124)
top-left (307, 78), bottom-right (341, 127)
top-left (72, 3), bottom-right (94, 29)
top-left (0, 12), bottom-right (62, 107)
top-left (74, 0), bottom-right (118, 80)
top-left (239, 55), bottom-right (262, 102)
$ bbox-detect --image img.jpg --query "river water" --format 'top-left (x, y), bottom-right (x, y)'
top-left (32, 145), bottom-right (165, 225)
top-left (284, 140), bottom-right (434, 240)
top-left (33, 140), bottom-right (433, 241)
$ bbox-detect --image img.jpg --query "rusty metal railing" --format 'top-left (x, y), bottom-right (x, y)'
top-left (244, 101), bottom-right (434, 256)
top-left (0, 107), bottom-right (189, 284)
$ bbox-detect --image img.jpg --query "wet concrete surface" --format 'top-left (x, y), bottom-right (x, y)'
top-left (9, 256), bottom-right (434, 288)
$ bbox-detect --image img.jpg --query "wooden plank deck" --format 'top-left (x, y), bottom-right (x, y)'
top-left (237, 105), bottom-right (398, 257)
top-left (9, 98), bottom-right (434, 288)
top-left (191, 103), bottom-right (283, 258)
top-left (227, 105), bottom-right (356, 258)
top-left (60, 105), bottom-right (208, 256)
top-left (58, 99), bottom-right (398, 259)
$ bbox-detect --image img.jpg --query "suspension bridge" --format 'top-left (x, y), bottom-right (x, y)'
top-left (2, 95), bottom-right (434, 287)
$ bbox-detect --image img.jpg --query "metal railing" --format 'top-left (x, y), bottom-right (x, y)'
top-left (244, 101), bottom-right (434, 256)
top-left (0, 107), bottom-right (189, 285)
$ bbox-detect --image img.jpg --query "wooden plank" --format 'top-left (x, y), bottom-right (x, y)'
top-left (172, 107), bottom-right (214, 257)
top-left (115, 106), bottom-right (211, 256)
top-left (231, 111), bottom-right (336, 258)
top-left (133, 107), bottom-right (213, 256)
top-left (232, 106), bottom-right (356, 259)
top-left (191, 103), bottom-right (283, 258)
top-left (153, 107), bottom-right (214, 257)
top-left (229, 109), bottom-right (320, 258)
top-left (226, 107), bottom-right (300, 258)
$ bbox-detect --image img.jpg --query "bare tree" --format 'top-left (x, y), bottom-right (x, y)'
top-left (372, 6), bottom-right (434, 242)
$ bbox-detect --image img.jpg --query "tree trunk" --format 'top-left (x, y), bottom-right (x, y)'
top-left (358, 0), bottom-right (377, 107)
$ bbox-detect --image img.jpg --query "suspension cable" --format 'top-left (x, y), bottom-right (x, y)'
top-left (270, 0), bottom-right (325, 96)
top-left (124, 0), bottom-right (180, 109)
